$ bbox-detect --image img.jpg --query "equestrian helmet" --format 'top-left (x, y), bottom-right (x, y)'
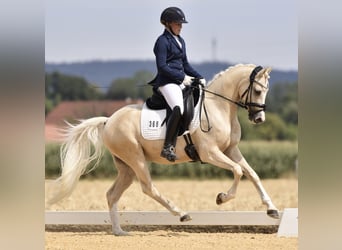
top-left (160, 7), bottom-right (188, 24)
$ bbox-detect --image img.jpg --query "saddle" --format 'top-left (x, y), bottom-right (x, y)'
top-left (143, 80), bottom-right (202, 161)
top-left (146, 84), bottom-right (200, 135)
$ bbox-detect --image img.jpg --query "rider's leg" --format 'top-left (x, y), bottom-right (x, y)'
top-left (159, 83), bottom-right (184, 114)
top-left (158, 84), bottom-right (184, 162)
top-left (160, 106), bottom-right (182, 161)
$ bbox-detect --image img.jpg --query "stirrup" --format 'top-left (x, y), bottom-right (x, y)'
top-left (160, 145), bottom-right (177, 162)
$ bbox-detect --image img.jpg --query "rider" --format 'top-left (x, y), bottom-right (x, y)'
top-left (150, 7), bottom-right (206, 162)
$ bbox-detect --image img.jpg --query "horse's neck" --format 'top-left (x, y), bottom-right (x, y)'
top-left (205, 80), bottom-right (236, 121)
top-left (205, 68), bottom-right (249, 119)
top-left (210, 69), bottom-right (241, 93)
top-left (207, 71), bottom-right (241, 104)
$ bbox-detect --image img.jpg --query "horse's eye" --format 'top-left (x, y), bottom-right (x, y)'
top-left (254, 89), bottom-right (262, 95)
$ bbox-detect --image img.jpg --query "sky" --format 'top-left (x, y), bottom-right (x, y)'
top-left (45, 0), bottom-right (297, 71)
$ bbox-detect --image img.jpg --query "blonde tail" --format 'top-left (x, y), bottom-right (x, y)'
top-left (46, 116), bottom-right (108, 206)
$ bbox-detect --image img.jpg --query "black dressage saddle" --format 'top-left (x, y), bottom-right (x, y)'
top-left (145, 79), bottom-right (201, 135)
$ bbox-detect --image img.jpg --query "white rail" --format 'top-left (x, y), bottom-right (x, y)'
top-left (46, 209), bottom-right (298, 237)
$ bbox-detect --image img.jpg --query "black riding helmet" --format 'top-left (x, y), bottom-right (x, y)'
top-left (160, 7), bottom-right (188, 24)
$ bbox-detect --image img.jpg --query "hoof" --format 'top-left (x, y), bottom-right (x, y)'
top-left (113, 230), bottom-right (130, 236)
top-left (216, 192), bottom-right (225, 205)
top-left (180, 214), bottom-right (192, 222)
top-left (267, 209), bottom-right (280, 219)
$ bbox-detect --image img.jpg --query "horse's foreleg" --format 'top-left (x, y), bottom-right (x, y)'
top-left (204, 149), bottom-right (243, 205)
top-left (106, 157), bottom-right (135, 236)
top-left (239, 157), bottom-right (279, 218)
top-left (216, 170), bottom-right (241, 205)
top-left (228, 148), bottom-right (279, 219)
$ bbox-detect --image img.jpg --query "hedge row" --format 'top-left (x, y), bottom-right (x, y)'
top-left (45, 141), bottom-right (297, 179)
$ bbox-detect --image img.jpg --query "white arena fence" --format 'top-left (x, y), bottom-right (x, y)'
top-left (45, 209), bottom-right (298, 237)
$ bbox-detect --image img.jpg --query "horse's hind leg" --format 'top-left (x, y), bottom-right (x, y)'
top-left (106, 156), bottom-right (135, 236)
top-left (130, 157), bottom-right (190, 222)
top-left (138, 172), bottom-right (191, 222)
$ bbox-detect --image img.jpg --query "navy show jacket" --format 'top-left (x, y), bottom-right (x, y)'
top-left (149, 29), bottom-right (202, 87)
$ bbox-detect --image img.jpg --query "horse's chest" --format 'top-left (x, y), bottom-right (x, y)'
top-left (216, 122), bottom-right (240, 148)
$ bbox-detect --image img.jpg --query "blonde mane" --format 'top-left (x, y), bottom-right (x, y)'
top-left (207, 64), bottom-right (257, 86)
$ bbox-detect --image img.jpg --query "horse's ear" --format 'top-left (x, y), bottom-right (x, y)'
top-left (257, 67), bottom-right (272, 78)
top-left (265, 67), bottom-right (272, 74)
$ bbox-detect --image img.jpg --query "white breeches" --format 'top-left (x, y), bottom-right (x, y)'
top-left (158, 83), bottom-right (185, 114)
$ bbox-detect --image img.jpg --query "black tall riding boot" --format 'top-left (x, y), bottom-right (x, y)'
top-left (160, 106), bottom-right (182, 162)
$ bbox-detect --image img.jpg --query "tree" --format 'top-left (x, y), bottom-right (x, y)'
top-left (238, 110), bottom-right (297, 141)
top-left (106, 70), bottom-right (153, 100)
top-left (266, 81), bottom-right (298, 125)
top-left (106, 78), bottom-right (135, 99)
top-left (45, 72), bottom-right (104, 114)
top-left (133, 71), bottom-right (154, 99)
top-left (45, 97), bottom-right (54, 115)
top-left (46, 72), bottom-right (103, 100)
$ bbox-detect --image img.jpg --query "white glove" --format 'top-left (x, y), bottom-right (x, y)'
top-left (199, 78), bottom-right (206, 85)
top-left (182, 75), bottom-right (193, 86)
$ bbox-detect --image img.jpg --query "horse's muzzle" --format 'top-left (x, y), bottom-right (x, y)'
top-left (249, 110), bottom-right (265, 124)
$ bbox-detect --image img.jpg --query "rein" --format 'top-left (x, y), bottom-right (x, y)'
top-left (192, 66), bottom-right (267, 132)
top-left (197, 86), bottom-right (247, 109)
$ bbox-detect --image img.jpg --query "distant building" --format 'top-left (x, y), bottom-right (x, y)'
top-left (45, 99), bottom-right (143, 142)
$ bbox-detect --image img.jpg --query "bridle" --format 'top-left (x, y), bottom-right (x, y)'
top-left (192, 65), bottom-right (269, 132)
top-left (240, 66), bottom-right (269, 120)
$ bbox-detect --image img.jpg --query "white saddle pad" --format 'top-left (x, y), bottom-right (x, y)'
top-left (141, 101), bottom-right (201, 140)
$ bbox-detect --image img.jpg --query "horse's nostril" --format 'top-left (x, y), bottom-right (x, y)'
top-left (255, 117), bottom-right (263, 123)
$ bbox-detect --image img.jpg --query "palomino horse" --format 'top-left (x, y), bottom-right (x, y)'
top-left (47, 64), bottom-right (279, 235)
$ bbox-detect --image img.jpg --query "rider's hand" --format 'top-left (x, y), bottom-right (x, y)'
top-left (182, 75), bottom-right (193, 86)
top-left (199, 78), bottom-right (207, 86)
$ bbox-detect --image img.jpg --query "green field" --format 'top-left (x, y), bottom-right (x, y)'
top-left (45, 140), bottom-right (297, 179)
